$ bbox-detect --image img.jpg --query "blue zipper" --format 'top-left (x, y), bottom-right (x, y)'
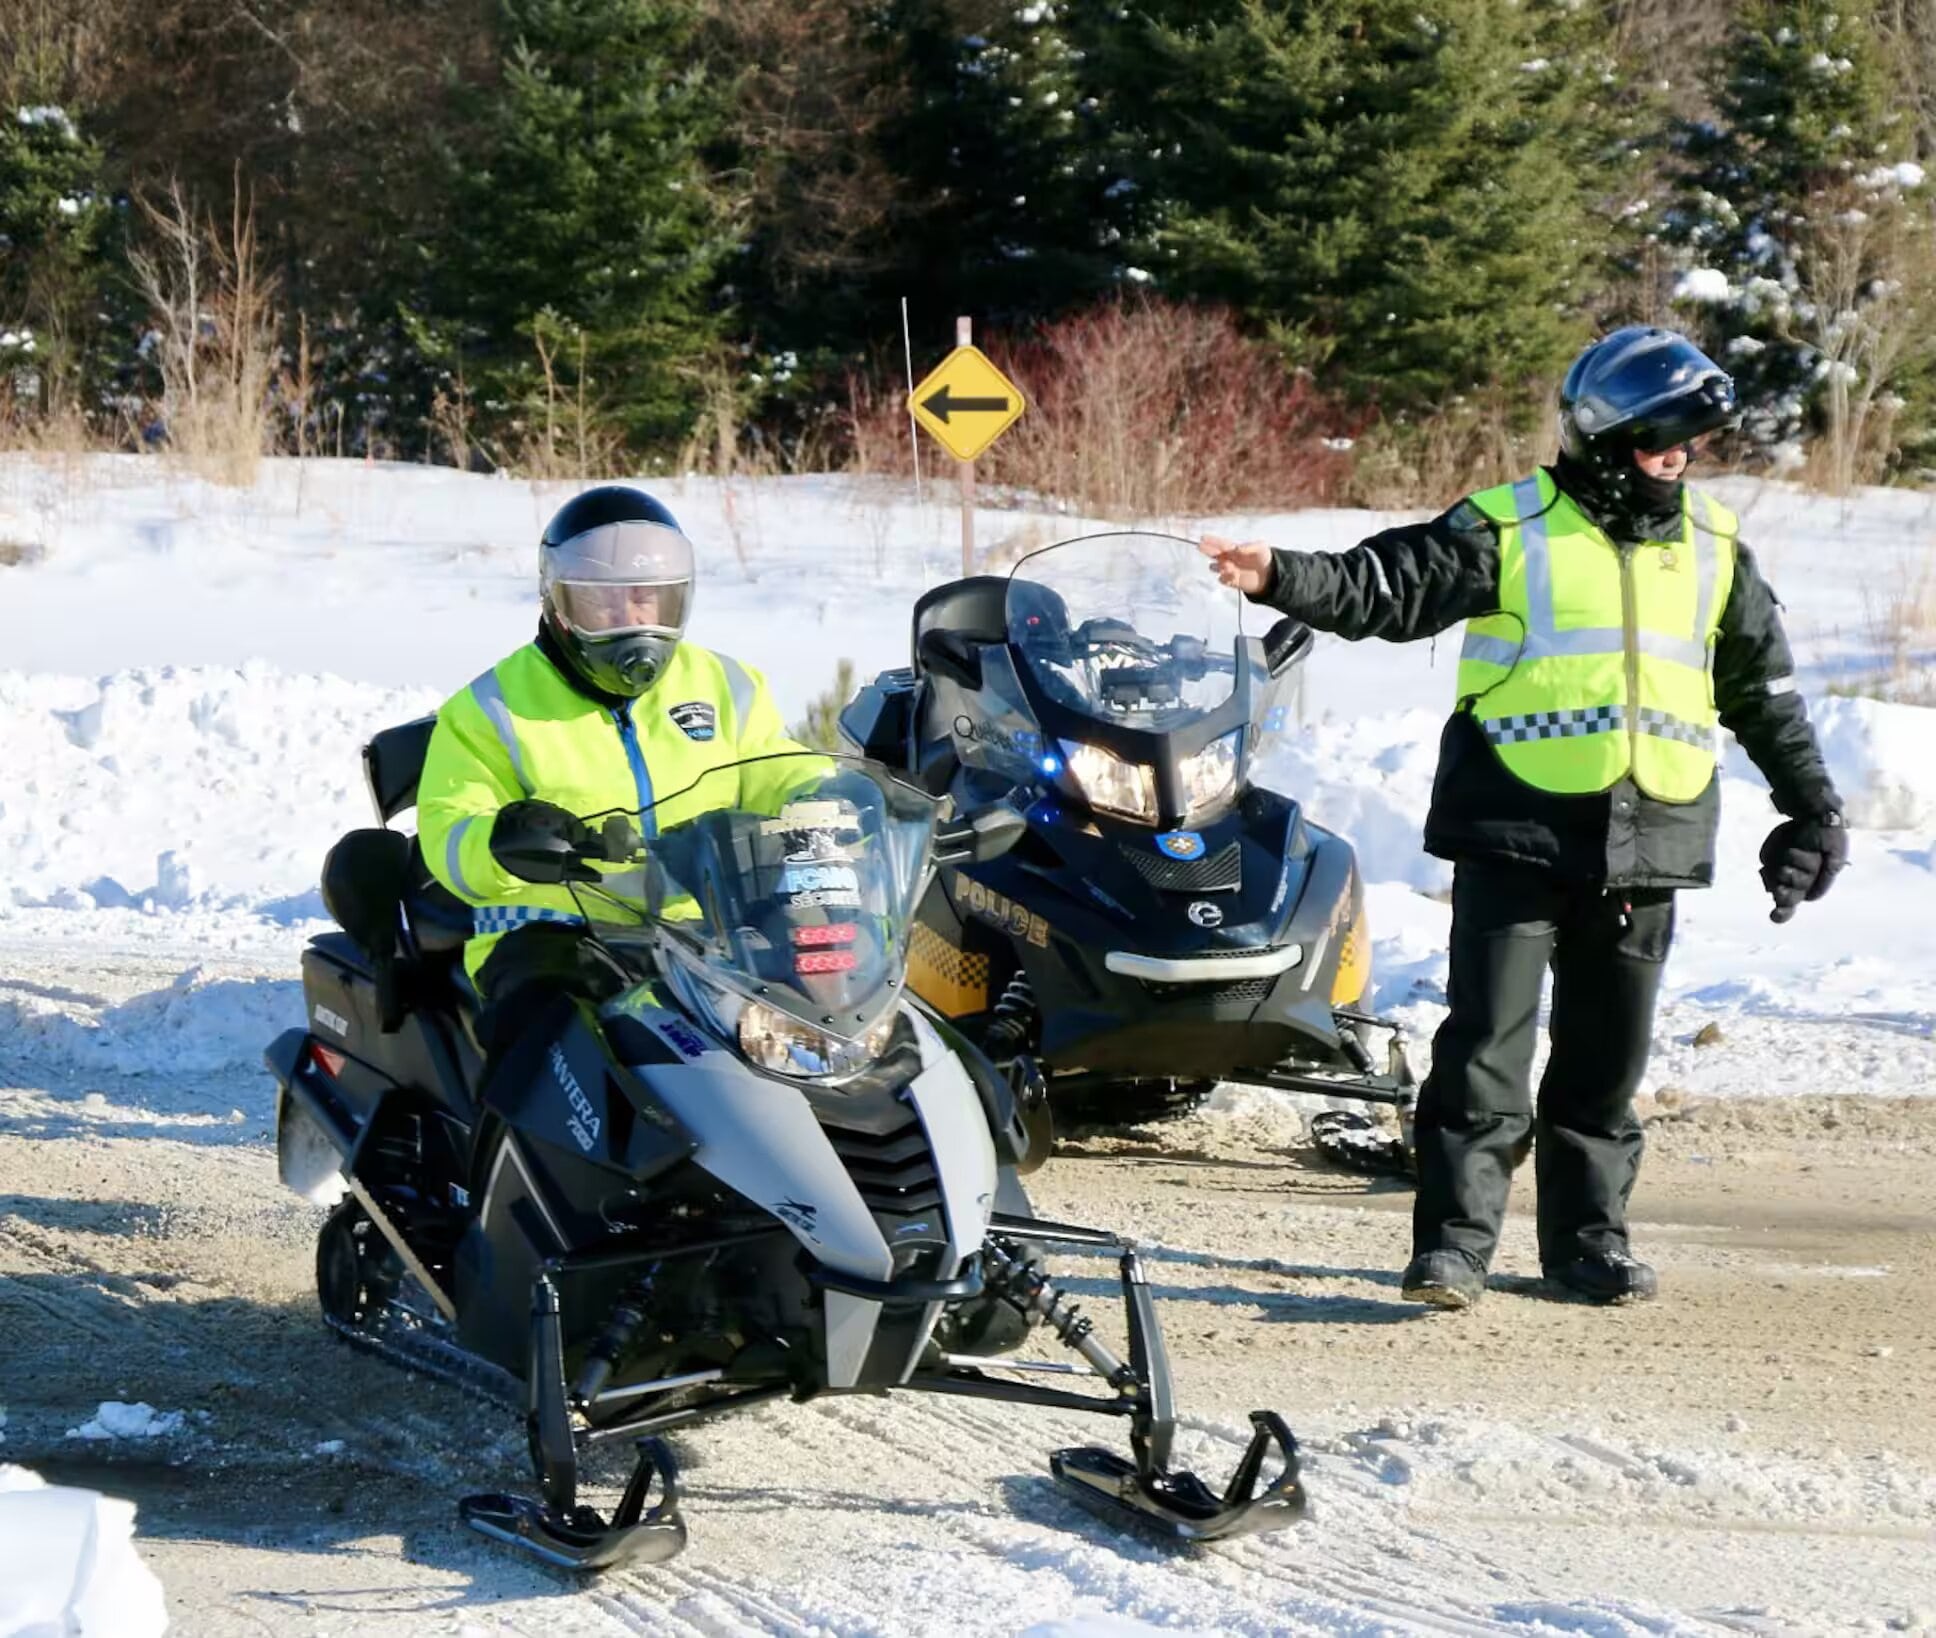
top-left (612, 703), bottom-right (657, 838)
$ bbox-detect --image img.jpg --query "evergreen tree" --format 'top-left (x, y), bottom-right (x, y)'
top-left (0, 101), bottom-right (122, 417)
top-left (1672, 0), bottom-right (1932, 468)
top-left (1075, 0), bottom-right (1615, 417)
top-left (421, 0), bottom-right (737, 456)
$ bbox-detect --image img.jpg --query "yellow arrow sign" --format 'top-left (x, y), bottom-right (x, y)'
top-left (909, 345), bottom-right (1027, 462)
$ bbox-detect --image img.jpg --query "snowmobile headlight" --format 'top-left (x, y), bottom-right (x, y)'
top-left (738, 999), bottom-right (897, 1080)
top-left (1060, 740), bottom-right (1158, 824)
top-left (1179, 731), bottom-right (1241, 820)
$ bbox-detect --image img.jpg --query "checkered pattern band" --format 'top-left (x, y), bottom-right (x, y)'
top-left (1634, 706), bottom-right (1714, 748)
top-left (473, 906), bottom-right (586, 935)
top-left (1481, 703), bottom-right (1714, 750)
top-left (1481, 705), bottom-right (1625, 745)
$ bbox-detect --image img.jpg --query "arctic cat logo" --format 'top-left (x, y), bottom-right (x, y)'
top-left (312, 1004), bottom-right (350, 1038)
top-left (549, 1042), bottom-right (601, 1153)
top-left (773, 1198), bottom-right (819, 1236)
top-left (1188, 900), bottom-right (1224, 929)
top-left (669, 700), bottom-right (716, 741)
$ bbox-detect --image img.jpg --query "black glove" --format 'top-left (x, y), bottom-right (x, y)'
top-left (489, 800), bottom-right (597, 885)
top-left (1758, 811), bottom-right (1848, 924)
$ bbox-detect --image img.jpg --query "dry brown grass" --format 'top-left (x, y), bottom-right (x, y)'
top-left (1342, 393), bottom-right (1559, 512)
top-left (1838, 549), bottom-right (1936, 704)
top-left (126, 176), bottom-right (283, 487)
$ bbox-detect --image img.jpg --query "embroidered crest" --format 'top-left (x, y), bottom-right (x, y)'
top-left (669, 700), bottom-right (717, 741)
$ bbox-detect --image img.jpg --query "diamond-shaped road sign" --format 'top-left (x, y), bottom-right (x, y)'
top-left (909, 345), bottom-right (1027, 462)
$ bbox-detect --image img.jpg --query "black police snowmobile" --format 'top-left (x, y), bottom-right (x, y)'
top-left (265, 736), bottom-right (1307, 1572)
top-left (839, 531), bottom-right (1416, 1176)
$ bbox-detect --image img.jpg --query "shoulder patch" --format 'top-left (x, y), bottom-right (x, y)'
top-left (669, 701), bottom-right (717, 742)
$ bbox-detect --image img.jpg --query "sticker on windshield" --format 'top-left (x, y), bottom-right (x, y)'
top-left (669, 701), bottom-right (716, 741)
top-left (655, 1018), bottom-right (709, 1060)
top-left (761, 801), bottom-right (861, 837)
top-left (1156, 830), bottom-right (1206, 861)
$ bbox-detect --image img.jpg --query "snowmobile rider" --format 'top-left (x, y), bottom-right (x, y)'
top-left (418, 485), bottom-right (804, 1057)
top-left (1200, 326), bottom-right (1847, 1309)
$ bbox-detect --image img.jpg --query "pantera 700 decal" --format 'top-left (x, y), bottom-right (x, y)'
top-left (549, 1041), bottom-right (601, 1152)
top-left (955, 874), bottom-right (1051, 948)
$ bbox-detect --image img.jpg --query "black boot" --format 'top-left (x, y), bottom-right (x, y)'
top-left (1544, 1248), bottom-right (1657, 1304)
top-left (1400, 1249), bottom-right (1486, 1310)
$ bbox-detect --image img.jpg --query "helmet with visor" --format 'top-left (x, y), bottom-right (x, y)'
top-left (539, 486), bottom-right (695, 698)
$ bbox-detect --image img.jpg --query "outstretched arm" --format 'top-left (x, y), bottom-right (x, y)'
top-left (1200, 501), bottom-right (1501, 642)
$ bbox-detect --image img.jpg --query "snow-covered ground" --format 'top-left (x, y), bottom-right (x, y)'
top-left (1, 454), bottom-right (1933, 1633)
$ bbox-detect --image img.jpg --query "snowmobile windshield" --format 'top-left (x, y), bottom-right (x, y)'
top-left (570, 753), bottom-right (938, 1039)
top-left (1006, 533), bottom-right (1245, 734)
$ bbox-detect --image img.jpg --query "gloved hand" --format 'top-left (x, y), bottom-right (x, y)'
top-left (489, 800), bottom-right (597, 884)
top-left (1759, 811), bottom-right (1847, 924)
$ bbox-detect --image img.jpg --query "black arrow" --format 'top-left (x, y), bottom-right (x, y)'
top-left (922, 383), bottom-right (1012, 422)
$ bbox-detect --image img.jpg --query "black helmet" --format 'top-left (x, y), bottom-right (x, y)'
top-left (1559, 327), bottom-right (1739, 466)
top-left (539, 486), bottom-right (694, 698)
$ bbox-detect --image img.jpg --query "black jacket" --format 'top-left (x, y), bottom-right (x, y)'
top-left (1251, 463), bottom-right (1841, 889)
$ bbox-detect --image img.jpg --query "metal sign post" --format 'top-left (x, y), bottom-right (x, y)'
top-left (907, 318), bottom-right (1028, 580)
top-left (957, 316), bottom-right (974, 575)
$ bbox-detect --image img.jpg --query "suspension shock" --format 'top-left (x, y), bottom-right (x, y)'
top-left (982, 1241), bottom-right (1134, 1390)
top-left (572, 1263), bottom-right (660, 1405)
top-left (980, 971), bottom-right (1039, 1062)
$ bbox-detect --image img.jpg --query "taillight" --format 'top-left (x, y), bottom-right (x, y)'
top-left (309, 1042), bottom-right (348, 1079)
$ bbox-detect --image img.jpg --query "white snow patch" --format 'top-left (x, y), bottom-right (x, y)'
top-left (1673, 267), bottom-right (1733, 304)
top-left (65, 1402), bottom-right (186, 1441)
top-left (0, 1466), bottom-right (168, 1637)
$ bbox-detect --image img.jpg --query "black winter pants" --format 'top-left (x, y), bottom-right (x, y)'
top-left (1413, 859), bottom-right (1675, 1272)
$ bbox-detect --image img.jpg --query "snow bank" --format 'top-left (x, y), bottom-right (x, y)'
top-left (0, 1466), bottom-right (168, 1638)
top-left (0, 665), bottom-right (438, 916)
top-left (1806, 694), bottom-right (1936, 830)
top-left (65, 1403), bottom-right (186, 1442)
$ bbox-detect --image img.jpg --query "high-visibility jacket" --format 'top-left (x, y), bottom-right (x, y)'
top-left (419, 638), bottom-right (803, 977)
top-left (1455, 470), bottom-right (1738, 803)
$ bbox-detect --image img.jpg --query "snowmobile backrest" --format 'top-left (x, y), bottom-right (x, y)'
top-left (911, 576), bottom-right (1011, 671)
top-left (363, 715), bottom-right (438, 824)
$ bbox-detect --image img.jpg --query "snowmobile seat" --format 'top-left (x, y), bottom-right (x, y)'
top-left (321, 829), bottom-right (473, 1028)
top-left (363, 714), bottom-right (438, 825)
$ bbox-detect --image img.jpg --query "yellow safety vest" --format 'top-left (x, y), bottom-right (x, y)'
top-left (1456, 471), bottom-right (1737, 803)
top-left (417, 640), bottom-right (804, 976)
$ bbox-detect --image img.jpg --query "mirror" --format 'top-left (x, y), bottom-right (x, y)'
top-left (934, 800), bottom-right (1028, 866)
top-left (918, 626), bottom-right (984, 689)
top-left (1264, 617), bottom-right (1314, 678)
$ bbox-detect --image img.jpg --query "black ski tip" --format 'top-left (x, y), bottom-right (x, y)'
top-left (1049, 1413), bottom-right (1307, 1545)
top-left (459, 1490), bottom-right (688, 1574)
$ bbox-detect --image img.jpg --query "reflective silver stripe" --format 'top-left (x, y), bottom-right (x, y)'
top-left (1686, 490), bottom-right (1721, 644)
top-left (469, 667), bottom-right (531, 794)
top-left (1765, 675), bottom-right (1798, 696)
top-left (1460, 630), bottom-right (1523, 668)
top-left (718, 653), bottom-right (756, 741)
top-left (1359, 545), bottom-right (1395, 605)
top-left (444, 814), bottom-right (483, 900)
top-left (1514, 474), bottom-right (1553, 643)
top-left (1506, 474), bottom-right (1707, 669)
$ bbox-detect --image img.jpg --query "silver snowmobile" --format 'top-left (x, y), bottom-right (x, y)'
top-left (266, 740), bottom-right (1306, 1572)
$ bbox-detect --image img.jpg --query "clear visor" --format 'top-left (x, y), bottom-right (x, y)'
top-left (552, 578), bottom-right (691, 637)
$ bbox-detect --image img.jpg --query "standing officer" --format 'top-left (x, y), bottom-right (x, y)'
top-left (1202, 327), bottom-right (1847, 1307)
top-left (418, 485), bottom-right (802, 1057)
